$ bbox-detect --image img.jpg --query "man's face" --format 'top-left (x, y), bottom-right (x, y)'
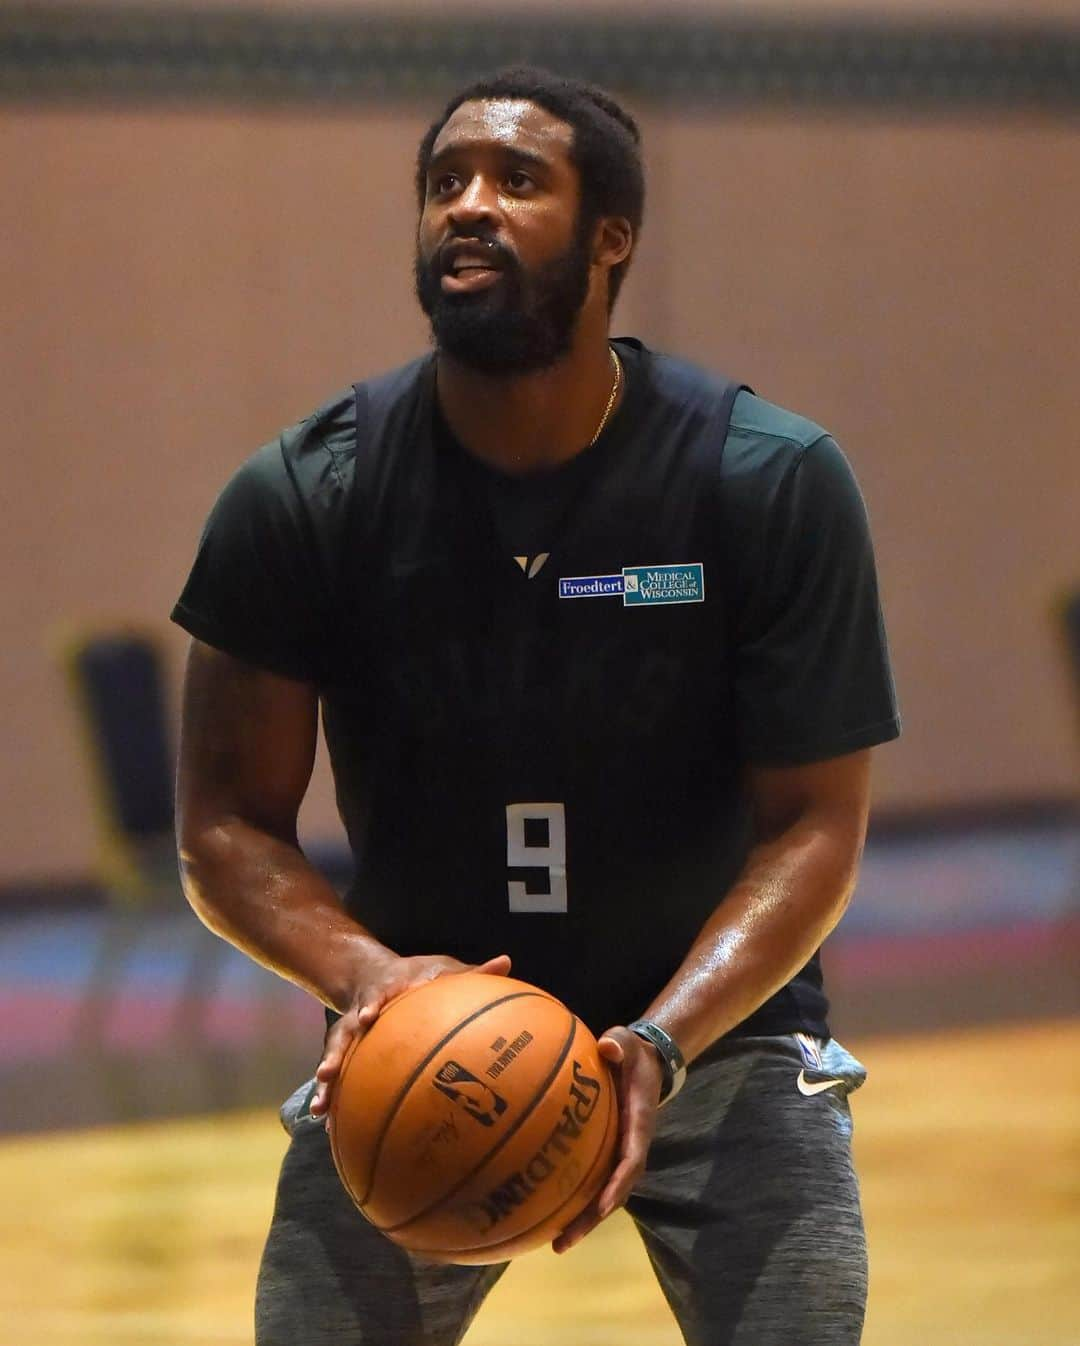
top-left (415, 99), bottom-right (595, 374)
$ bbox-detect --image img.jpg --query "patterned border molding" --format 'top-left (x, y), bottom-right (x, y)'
top-left (2, 7), bottom-right (1079, 109)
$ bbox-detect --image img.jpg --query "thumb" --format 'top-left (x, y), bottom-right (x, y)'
top-left (474, 954), bottom-right (512, 977)
top-left (597, 1034), bottom-right (625, 1065)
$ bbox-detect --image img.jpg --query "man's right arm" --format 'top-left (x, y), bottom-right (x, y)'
top-left (175, 639), bottom-right (387, 1012)
top-left (175, 638), bottom-right (511, 1114)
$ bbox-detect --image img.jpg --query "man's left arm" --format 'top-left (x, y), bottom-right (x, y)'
top-left (553, 746), bottom-right (871, 1253)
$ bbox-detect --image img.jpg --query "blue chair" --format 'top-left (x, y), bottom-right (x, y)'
top-left (62, 626), bottom-right (177, 902)
top-left (59, 625), bottom-right (227, 1064)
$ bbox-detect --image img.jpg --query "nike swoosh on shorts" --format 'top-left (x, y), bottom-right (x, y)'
top-left (796, 1070), bottom-right (847, 1097)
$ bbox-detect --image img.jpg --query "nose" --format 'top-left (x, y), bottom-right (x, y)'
top-left (448, 172), bottom-right (499, 230)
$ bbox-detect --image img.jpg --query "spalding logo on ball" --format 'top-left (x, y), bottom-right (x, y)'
top-left (327, 972), bottom-right (618, 1264)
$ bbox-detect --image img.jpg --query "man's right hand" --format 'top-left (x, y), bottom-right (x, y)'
top-left (309, 951), bottom-right (512, 1118)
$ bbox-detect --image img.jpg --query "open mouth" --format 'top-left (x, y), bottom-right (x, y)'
top-left (440, 241), bottom-right (507, 294)
top-left (441, 266), bottom-right (503, 293)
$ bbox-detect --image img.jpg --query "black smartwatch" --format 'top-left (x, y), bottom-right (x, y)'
top-left (627, 1019), bottom-right (687, 1106)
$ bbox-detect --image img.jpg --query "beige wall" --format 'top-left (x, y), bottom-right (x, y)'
top-left (2, 104), bottom-right (1077, 882)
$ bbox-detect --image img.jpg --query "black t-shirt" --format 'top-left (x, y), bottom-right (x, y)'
top-left (173, 339), bottom-right (900, 1037)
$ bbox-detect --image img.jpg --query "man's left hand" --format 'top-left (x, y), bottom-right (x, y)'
top-left (551, 1024), bottom-right (664, 1254)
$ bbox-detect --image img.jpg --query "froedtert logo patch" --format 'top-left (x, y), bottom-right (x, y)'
top-left (558, 574), bottom-right (625, 599)
top-left (558, 564), bottom-right (705, 605)
top-left (622, 563), bottom-right (704, 606)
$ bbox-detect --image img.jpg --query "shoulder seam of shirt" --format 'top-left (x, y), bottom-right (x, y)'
top-left (727, 420), bottom-right (832, 457)
top-left (727, 393), bottom-right (833, 457)
top-left (789, 431), bottom-right (835, 469)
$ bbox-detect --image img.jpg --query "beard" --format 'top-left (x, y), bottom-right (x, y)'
top-left (414, 216), bottom-right (594, 375)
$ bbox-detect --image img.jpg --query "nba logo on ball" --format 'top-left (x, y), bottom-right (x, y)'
top-left (432, 1060), bottom-right (508, 1127)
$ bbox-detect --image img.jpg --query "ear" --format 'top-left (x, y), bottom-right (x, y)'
top-left (592, 216), bottom-right (634, 271)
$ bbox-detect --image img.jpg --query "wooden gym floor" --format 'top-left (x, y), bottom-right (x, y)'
top-left (1, 1017), bottom-right (1076, 1346)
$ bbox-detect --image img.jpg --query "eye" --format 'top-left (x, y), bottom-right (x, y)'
top-left (430, 172), bottom-right (460, 197)
top-left (506, 169), bottom-right (534, 192)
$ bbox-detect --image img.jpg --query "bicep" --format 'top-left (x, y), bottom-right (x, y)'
top-left (746, 749), bottom-right (872, 852)
top-left (176, 639), bottom-right (318, 844)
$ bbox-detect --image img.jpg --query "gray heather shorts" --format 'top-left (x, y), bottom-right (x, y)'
top-left (256, 1033), bottom-right (868, 1346)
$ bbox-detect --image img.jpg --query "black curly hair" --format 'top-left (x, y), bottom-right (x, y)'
top-left (416, 66), bottom-right (644, 309)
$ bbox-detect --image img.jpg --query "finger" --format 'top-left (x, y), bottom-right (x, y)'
top-left (552, 1195), bottom-right (602, 1254)
top-left (555, 1055), bottom-right (649, 1250)
top-left (596, 1149), bottom-right (645, 1219)
top-left (317, 1004), bottom-right (377, 1074)
top-left (314, 1024), bottom-right (351, 1082)
top-left (310, 1006), bottom-right (378, 1114)
top-left (597, 1034), bottom-right (625, 1065)
top-left (473, 953), bottom-right (512, 977)
top-left (309, 1075), bottom-right (334, 1116)
top-left (593, 1037), bottom-right (656, 1216)
top-left (311, 1045), bottom-right (346, 1115)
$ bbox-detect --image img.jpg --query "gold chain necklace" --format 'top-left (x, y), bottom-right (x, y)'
top-left (588, 346), bottom-right (622, 447)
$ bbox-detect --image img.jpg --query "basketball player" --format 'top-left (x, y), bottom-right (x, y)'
top-left (174, 67), bottom-right (899, 1345)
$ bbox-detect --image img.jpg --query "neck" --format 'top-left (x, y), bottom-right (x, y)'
top-left (435, 317), bottom-right (623, 476)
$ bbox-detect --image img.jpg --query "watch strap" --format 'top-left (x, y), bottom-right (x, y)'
top-left (627, 1019), bottom-right (687, 1106)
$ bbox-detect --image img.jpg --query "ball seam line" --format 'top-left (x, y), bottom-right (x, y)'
top-left (403, 1059), bottom-right (618, 1262)
top-left (344, 990), bottom-right (553, 1209)
top-left (382, 1011), bottom-right (579, 1235)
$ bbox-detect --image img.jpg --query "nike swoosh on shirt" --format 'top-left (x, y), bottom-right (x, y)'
top-left (796, 1070), bottom-right (847, 1097)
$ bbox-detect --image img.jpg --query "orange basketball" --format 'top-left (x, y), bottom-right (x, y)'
top-left (327, 971), bottom-right (618, 1264)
